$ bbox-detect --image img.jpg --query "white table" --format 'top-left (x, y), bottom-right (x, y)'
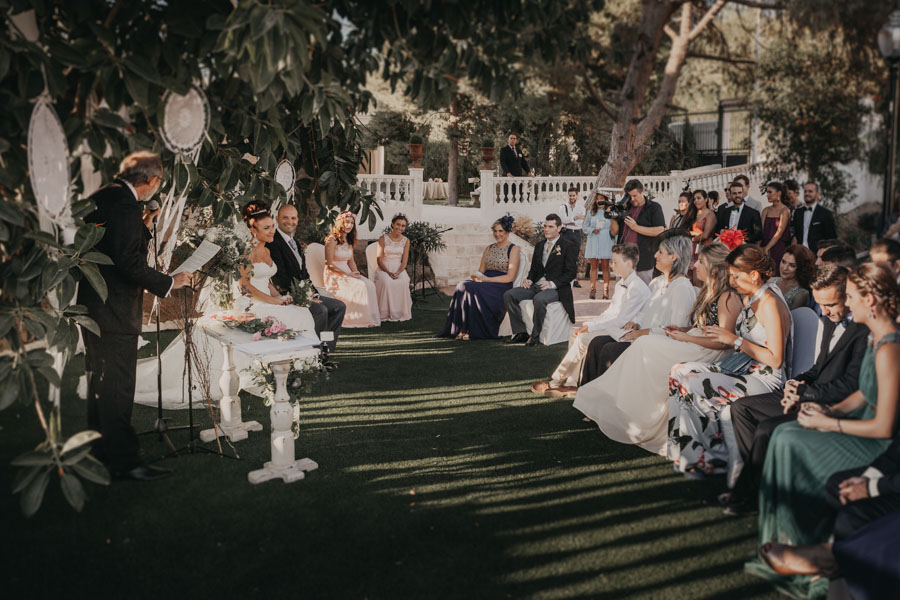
top-left (424, 181), bottom-right (448, 200)
top-left (196, 317), bottom-right (321, 484)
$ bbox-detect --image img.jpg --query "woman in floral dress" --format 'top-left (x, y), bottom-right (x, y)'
top-left (667, 245), bottom-right (792, 484)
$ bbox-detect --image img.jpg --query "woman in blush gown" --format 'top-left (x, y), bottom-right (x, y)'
top-left (761, 181), bottom-right (792, 275)
top-left (324, 211), bottom-right (380, 327)
top-left (437, 215), bottom-right (520, 340)
top-left (575, 242), bottom-right (741, 455)
top-left (374, 213), bottom-right (412, 322)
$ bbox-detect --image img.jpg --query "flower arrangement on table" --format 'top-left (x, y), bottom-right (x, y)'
top-left (715, 228), bottom-right (747, 250)
top-left (175, 208), bottom-right (252, 309)
top-left (247, 356), bottom-right (328, 438)
top-left (221, 315), bottom-right (301, 341)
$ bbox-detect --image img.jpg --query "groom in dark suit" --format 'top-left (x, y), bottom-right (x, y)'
top-left (723, 265), bottom-right (869, 513)
top-left (714, 181), bottom-right (763, 243)
top-left (503, 214), bottom-right (577, 347)
top-left (267, 204), bottom-right (345, 354)
top-left (77, 151), bottom-right (194, 481)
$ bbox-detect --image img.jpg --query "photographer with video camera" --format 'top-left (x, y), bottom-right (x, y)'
top-left (609, 179), bottom-right (665, 284)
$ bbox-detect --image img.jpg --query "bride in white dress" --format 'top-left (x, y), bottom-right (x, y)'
top-left (130, 201), bottom-right (315, 407)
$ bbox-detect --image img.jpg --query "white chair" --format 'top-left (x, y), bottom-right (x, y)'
top-left (303, 243), bottom-right (334, 299)
top-left (790, 307), bottom-right (819, 375)
top-left (365, 241), bottom-right (380, 280)
top-left (499, 244), bottom-right (532, 337)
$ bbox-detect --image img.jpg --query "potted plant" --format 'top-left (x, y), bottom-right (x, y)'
top-left (480, 138), bottom-right (494, 170)
top-left (409, 134), bottom-right (424, 168)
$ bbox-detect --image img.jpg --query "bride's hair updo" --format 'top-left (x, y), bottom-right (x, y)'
top-left (242, 200), bottom-right (271, 229)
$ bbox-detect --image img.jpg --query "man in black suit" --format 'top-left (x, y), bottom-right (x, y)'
top-left (714, 181), bottom-right (763, 243)
top-left (791, 181), bottom-right (837, 254)
top-left (267, 204), bottom-right (345, 354)
top-left (723, 265), bottom-right (868, 513)
top-left (498, 133), bottom-right (532, 202)
top-left (609, 179), bottom-right (665, 284)
top-left (825, 433), bottom-right (900, 540)
top-left (77, 151), bottom-right (194, 481)
top-left (503, 214), bottom-right (577, 347)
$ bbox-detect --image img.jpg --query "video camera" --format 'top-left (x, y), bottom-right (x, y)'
top-left (596, 193), bottom-right (631, 221)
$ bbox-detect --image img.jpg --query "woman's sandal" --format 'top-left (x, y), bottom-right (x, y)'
top-left (589, 287), bottom-right (596, 300)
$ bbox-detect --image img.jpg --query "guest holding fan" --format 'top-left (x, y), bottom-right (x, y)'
top-left (374, 213), bottom-right (412, 322)
top-left (324, 212), bottom-right (380, 327)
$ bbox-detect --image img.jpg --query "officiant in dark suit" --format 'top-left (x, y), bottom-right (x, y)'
top-left (503, 214), bottom-right (577, 347)
top-left (791, 181), bottom-right (836, 253)
top-left (77, 151), bottom-right (194, 481)
top-left (267, 204), bottom-right (345, 354)
top-left (723, 265), bottom-right (869, 513)
top-left (714, 181), bottom-right (763, 243)
top-left (499, 133), bottom-right (532, 203)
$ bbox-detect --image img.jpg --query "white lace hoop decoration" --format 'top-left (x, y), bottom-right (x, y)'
top-left (272, 159), bottom-right (296, 212)
top-left (28, 97), bottom-right (70, 231)
top-left (160, 85), bottom-right (210, 155)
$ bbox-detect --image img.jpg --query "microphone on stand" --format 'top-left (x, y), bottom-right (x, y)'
top-left (148, 199), bottom-right (160, 225)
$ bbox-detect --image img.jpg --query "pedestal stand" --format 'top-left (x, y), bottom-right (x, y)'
top-left (248, 360), bottom-right (318, 484)
top-left (199, 344), bottom-right (262, 443)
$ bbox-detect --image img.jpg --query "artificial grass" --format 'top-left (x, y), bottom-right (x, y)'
top-left (0, 294), bottom-right (778, 599)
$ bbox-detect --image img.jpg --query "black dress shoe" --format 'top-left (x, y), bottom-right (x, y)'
top-left (323, 360), bottom-right (339, 371)
top-left (505, 333), bottom-right (529, 344)
top-left (573, 281), bottom-right (581, 288)
top-left (116, 465), bottom-right (173, 482)
top-left (525, 336), bottom-right (539, 347)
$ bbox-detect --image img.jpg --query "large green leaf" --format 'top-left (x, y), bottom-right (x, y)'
top-left (78, 263), bottom-right (107, 302)
top-left (60, 472), bottom-right (86, 512)
top-left (60, 430), bottom-right (103, 455)
top-left (20, 467), bottom-right (51, 518)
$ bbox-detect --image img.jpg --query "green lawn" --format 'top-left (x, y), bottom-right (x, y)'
top-left (0, 295), bottom-right (777, 599)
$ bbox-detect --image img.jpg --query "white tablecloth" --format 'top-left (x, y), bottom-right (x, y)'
top-left (424, 181), bottom-right (448, 200)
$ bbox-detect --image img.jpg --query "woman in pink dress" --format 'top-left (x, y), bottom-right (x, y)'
top-left (324, 212), bottom-right (380, 327)
top-left (374, 213), bottom-right (412, 322)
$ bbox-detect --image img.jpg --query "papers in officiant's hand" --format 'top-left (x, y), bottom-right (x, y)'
top-left (172, 240), bottom-right (220, 275)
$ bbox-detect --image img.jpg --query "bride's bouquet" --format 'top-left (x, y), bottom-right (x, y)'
top-left (176, 207), bottom-right (252, 309)
top-left (288, 279), bottom-right (318, 308)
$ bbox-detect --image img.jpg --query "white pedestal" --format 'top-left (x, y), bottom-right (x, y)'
top-left (199, 344), bottom-right (262, 442)
top-left (247, 360), bottom-right (318, 484)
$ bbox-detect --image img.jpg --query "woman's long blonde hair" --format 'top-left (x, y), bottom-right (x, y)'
top-left (689, 242), bottom-right (732, 327)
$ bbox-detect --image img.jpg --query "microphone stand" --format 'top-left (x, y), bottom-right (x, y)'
top-left (410, 227), bottom-right (453, 304)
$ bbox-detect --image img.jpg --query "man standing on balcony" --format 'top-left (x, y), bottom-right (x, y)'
top-left (559, 187), bottom-right (586, 287)
top-left (499, 133), bottom-right (532, 202)
top-left (609, 179), bottom-right (665, 284)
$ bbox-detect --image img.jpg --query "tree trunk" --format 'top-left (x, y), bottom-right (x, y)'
top-left (446, 95), bottom-right (460, 206)
top-left (591, 0), bottom-right (727, 189)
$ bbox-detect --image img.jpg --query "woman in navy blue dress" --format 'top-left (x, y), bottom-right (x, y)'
top-left (438, 216), bottom-right (521, 339)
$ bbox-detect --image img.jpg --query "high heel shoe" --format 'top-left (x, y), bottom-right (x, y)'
top-left (602, 285), bottom-right (609, 300)
top-left (589, 287), bottom-right (596, 300)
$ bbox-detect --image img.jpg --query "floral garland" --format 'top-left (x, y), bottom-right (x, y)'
top-left (247, 357), bottom-right (327, 438)
top-left (175, 207), bottom-right (252, 309)
top-left (221, 315), bottom-right (300, 341)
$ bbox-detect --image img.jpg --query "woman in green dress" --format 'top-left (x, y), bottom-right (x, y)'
top-left (747, 263), bottom-right (900, 599)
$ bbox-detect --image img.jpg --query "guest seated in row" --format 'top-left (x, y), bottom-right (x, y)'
top-left (374, 213), bottom-right (412, 322)
top-left (575, 231), bottom-right (698, 391)
top-left (721, 265), bottom-right (869, 516)
top-left (238, 201), bottom-right (317, 332)
top-left (324, 211), bottom-right (380, 327)
top-left (583, 192), bottom-right (614, 300)
top-left (438, 216), bottom-right (520, 339)
top-left (747, 263), bottom-right (900, 598)
top-left (771, 244), bottom-right (815, 309)
top-left (504, 214), bottom-right (577, 347)
top-left (870, 238), bottom-right (900, 283)
top-left (667, 245), bottom-right (792, 483)
top-left (267, 203), bottom-right (346, 352)
top-left (575, 242), bottom-right (741, 454)
top-left (529, 243), bottom-right (649, 396)
top-left (759, 434), bottom-right (900, 600)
